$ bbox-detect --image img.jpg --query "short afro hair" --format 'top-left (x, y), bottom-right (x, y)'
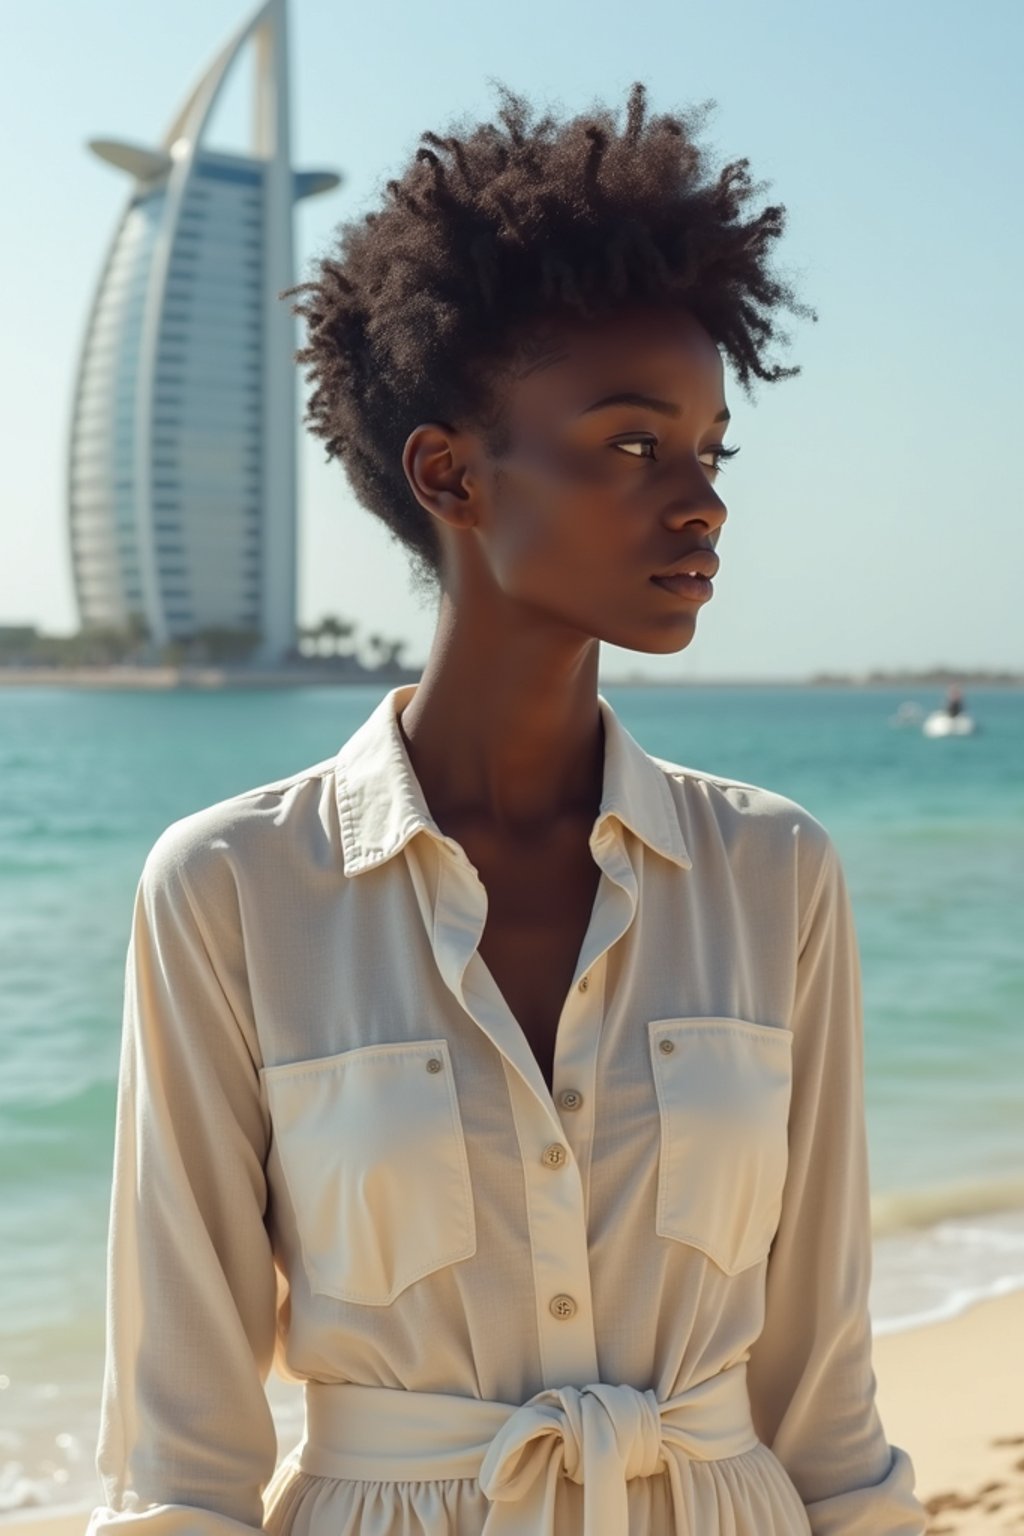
top-left (281, 81), bottom-right (818, 601)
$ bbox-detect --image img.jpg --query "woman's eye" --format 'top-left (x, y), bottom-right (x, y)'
top-left (612, 436), bottom-right (657, 459)
top-left (611, 438), bottom-right (742, 473)
top-left (701, 444), bottom-right (742, 474)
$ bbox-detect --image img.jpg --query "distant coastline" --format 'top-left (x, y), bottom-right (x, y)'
top-left (0, 664), bottom-right (1019, 690)
top-left (0, 663), bottom-right (422, 690)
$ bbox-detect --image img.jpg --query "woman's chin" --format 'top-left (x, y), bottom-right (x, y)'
top-left (599, 630), bottom-right (698, 659)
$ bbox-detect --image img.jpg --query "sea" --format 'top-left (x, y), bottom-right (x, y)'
top-left (1, 681), bottom-right (1022, 1518)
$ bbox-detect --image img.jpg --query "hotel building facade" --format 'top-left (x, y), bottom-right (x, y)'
top-left (67, 0), bottom-right (339, 664)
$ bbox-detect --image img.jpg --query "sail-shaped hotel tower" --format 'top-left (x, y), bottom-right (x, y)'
top-left (68, 0), bottom-right (339, 663)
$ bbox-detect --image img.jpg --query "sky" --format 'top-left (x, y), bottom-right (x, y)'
top-left (1, 0), bottom-right (1021, 682)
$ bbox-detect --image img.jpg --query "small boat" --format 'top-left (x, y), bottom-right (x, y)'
top-left (922, 710), bottom-right (977, 737)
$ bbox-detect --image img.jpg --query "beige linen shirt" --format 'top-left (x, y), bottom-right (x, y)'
top-left (87, 682), bottom-right (927, 1536)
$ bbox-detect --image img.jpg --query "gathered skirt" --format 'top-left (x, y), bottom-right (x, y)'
top-left (263, 1435), bottom-right (813, 1536)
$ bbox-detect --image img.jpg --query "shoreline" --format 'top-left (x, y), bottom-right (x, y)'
top-left (0, 666), bottom-right (421, 690)
top-left (3, 1286), bottom-right (1023, 1535)
top-left (0, 666), bottom-right (1021, 691)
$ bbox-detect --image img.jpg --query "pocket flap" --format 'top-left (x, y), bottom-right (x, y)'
top-left (649, 1016), bottom-right (793, 1275)
top-left (260, 1038), bottom-right (477, 1305)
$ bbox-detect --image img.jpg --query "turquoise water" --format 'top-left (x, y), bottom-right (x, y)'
top-left (1, 682), bottom-right (1022, 1515)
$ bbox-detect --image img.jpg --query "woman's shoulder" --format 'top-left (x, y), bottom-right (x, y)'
top-left (137, 751), bottom-right (343, 907)
top-left (648, 750), bottom-right (839, 885)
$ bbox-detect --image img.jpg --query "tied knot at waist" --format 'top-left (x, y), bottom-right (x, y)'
top-left (481, 1380), bottom-right (665, 1494)
top-left (298, 1362), bottom-right (760, 1536)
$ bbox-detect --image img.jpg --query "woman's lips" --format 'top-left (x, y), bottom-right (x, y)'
top-left (650, 573), bottom-right (714, 602)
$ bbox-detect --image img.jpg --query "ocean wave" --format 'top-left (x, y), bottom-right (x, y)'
top-left (871, 1270), bottom-right (1024, 1335)
top-left (871, 1174), bottom-right (1024, 1236)
top-left (1, 1076), bottom-right (112, 1125)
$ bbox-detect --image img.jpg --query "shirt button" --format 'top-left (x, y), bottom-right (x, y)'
top-left (549, 1293), bottom-right (577, 1320)
top-left (426, 1057), bottom-right (443, 1073)
top-left (558, 1088), bottom-right (583, 1111)
top-left (577, 975), bottom-right (589, 992)
top-left (659, 1039), bottom-right (675, 1054)
top-left (542, 1142), bottom-right (567, 1168)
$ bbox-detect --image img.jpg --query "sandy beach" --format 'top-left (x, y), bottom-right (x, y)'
top-left (3, 1284), bottom-right (1022, 1536)
top-left (872, 1287), bottom-right (1024, 1533)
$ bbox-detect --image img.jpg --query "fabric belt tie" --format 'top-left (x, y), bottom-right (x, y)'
top-left (296, 1361), bottom-right (759, 1536)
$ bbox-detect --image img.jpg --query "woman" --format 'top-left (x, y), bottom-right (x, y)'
top-left (88, 83), bottom-right (928, 1535)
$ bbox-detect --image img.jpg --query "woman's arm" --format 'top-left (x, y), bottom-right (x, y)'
top-left (87, 827), bottom-right (280, 1536)
top-left (745, 831), bottom-right (928, 1535)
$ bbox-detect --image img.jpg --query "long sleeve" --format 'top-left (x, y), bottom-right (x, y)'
top-left (745, 832), bottom-right (928, 1535)
top-left (87, 827), bottom-right (282, 1536)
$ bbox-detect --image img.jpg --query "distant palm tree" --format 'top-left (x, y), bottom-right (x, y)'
top-left (313, 614), bottom-right (357, 657)
top-left (363, 632), bottom-right (385, 669)
top-left (379, 638), bottom-right (407, 668)
top-left (298, 618), bottom-right (323, 656)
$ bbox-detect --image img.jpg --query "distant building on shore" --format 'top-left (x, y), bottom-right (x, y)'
top-left (67, 0), bottom-right (339, 665)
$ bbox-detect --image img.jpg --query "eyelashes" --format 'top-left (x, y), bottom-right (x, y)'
top-left (612, 436), bottom-right (742, 472)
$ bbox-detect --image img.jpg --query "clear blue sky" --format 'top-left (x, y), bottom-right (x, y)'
top-left (2, 0), bottom-right (1020, 680)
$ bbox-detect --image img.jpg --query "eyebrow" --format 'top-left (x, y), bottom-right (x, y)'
top-left (579, 391), bottom-right (731, 425)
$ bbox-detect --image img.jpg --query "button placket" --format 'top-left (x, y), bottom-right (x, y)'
top-left (558, 945), bottom-right (605, 1106)
top-left (547, 976), bottom-right (589, 1116)
top-left (498, 1060), bottom-right (598, 1384)
top-left (506, 950), bottom-right (607, 1384)
top-left (443, 851), bottom-right (633, 1389)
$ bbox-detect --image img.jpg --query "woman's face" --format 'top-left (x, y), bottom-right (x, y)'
top-left (406, 303), bottom-right (733, 657)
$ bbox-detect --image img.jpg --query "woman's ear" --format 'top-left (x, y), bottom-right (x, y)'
top-left (402, 424), bottom-right (478, 530)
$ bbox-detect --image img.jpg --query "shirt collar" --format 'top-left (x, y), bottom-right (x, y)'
top-left (335, 683), bottom-right (692, 877)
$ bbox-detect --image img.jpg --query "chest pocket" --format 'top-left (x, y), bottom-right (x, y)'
top-left (259, 1038), bottom-right (477, 1306)
top-left (649, 1016), bottom-right (793, 1276)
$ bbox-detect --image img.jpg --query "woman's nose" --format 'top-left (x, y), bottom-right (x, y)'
top-left (663, 483), bottom-right (728, 536)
